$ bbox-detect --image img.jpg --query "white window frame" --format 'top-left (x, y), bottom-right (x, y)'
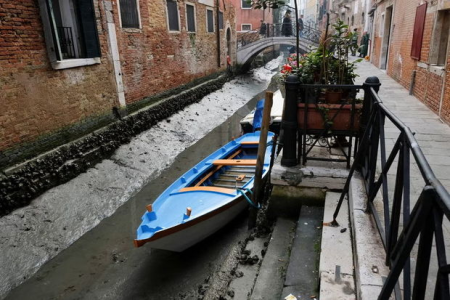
top-left (37, 0), bottom-right (101, 70)
top-left (429, 9), bottom-right (450, 67)
top-left (206, 7), bottom-right (214, 33)
top-left (117, 0), bottom-right (142, 30)
top-left (166, 0), bottom-right (181, 33)
top-left (241, 23), bottom-right (252, 31)
top-left (218, 10), bottom-right (224, 30)
top-left (379, 12), bottom-right (385, 37)
top-left (186, 2), bottom-right (197, 33)
top-left (241, 0), bottom-right (252, 9)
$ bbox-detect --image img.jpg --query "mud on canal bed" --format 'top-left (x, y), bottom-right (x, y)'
top-left (1, 57), bottom-right (283, 299)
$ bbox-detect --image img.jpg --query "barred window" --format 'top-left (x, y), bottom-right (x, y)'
top-left (38, 0), bottom-right (101, 67)
top-left (241, 24), bottom-right (251, 31)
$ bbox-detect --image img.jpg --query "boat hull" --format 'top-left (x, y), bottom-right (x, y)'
top-left (134, 131), bottom-right (275, 252)
top-left (137, 195), bottom-right (248, 252)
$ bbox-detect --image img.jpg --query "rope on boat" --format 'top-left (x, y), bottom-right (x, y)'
top-left (238, 188), bottom-right (260, 209)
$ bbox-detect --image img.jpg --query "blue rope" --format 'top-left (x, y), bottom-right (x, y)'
top-left (238, 188), bottom-right (260, 209)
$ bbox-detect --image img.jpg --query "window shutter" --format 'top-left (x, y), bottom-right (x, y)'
top-left (120, 0), bottom-right (140, 28)
top-left (411, 3), bottom-right (427, 60)
top-left (187, 5), bottom-right (195, 32)
top-left (207, 10), bottom-right (214, 32)
top-left (45, 0), bottom-right (63, 61)
top-left (167, 0), bottom-right (179, 31)
top-left (77, 0), bottom-right (101, 58)
top-left (219, 11), bottom-right (223, 30)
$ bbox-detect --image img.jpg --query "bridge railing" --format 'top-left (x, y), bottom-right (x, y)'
top-left (237, 23), bottom-right (321, 49)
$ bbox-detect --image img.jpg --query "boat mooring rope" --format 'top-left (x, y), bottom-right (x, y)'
top-left (238, 188), bottom-right (260, 209)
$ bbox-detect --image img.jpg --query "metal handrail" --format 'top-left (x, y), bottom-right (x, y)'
top-left (332, 77), bottom-right (450, 299)
top-left (237, 23), bottom-right (321, 49)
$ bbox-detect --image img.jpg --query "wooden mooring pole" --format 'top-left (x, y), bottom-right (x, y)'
top-left (248, 91), bottom-right (273, 229)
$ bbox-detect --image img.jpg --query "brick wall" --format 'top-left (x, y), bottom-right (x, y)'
top-left (114, 0), bottom-right (236, 104)
top-left (386, 0), bottom-right (419, 88)
top-left (0, 0), bottom-right (236, 167)
top-left (0, 0), bottom-right (118, 159)
top-left (371, 0), bottom-right (450, 122)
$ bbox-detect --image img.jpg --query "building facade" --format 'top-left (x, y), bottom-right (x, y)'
top-left (0, 0), bottom-right (236, 167)
top-left (230, 0), bottom-right (273, 32)
top-left (370, 0), bottom-right (450, 123)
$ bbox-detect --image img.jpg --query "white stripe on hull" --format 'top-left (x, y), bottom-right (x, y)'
top-left (145, 198), bottom-right (248, 252)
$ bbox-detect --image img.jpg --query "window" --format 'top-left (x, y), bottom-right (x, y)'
top-left (430, 9), bottom-right (450, 65)
top-left (241, 0), bottom-right (251, 9)
top-left (219, 11), bottom-right (224, 30)
top-left (119, 0), bottom-right (140, 29)
top-left (186, 4), bottom-right (196, 32)
top-left (410, 3), bottom-right (427, 60)
top-left (241, 24), bottom-right (251, 31)
top-left (166, 0), bottom-right (180, 31)
top-left (38, 0), bottom-right (101, 67)
top-left (206, 9), bottom-right (214, 32)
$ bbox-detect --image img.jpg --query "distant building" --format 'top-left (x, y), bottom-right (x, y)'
top-left (229, 0), bottom-right (273, 32)
top-left (304, 0), bottom-right (319, 27)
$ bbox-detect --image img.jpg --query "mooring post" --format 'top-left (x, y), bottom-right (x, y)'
top-left (248, 91), bottom-right (273, 229)
top-left (281, 75), bottom-right (299, 167)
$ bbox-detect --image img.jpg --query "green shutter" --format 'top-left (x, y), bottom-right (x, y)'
top-left (77, 0), bottom-right (101, 58)
top-left (45, 0), bottom-right (63, 60)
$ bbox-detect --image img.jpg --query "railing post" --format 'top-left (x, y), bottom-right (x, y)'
top-left (361, 76), bottom-right (381, 134)
top-left (281, 75), bottom-right (299, 167)
top-left (360, 76), bottom-right (381, 132)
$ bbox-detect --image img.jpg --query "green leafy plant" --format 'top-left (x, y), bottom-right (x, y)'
top-left (247, 0), bottom-right (286, 9)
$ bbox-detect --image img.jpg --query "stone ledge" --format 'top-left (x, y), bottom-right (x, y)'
top-left (319, 192), bottom-right (356, 300)
top-left (348, 172), bottom-right (394, 299)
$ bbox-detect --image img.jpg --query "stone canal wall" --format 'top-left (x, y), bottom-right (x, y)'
top-left (0, 73), bottom-right (230, 218)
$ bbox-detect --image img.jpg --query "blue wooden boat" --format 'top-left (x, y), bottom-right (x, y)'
top-left (134, 131), bottom-right (275, 252)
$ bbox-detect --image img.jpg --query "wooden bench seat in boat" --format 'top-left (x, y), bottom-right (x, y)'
top-left (179, 186), bottom-right (236, 195)
top-left (212, 159), bottom-right (257, 166)
top-left (240, 141), bottom-right (259, 145)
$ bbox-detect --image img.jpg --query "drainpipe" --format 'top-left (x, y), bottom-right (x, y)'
top-left (438, 70), bottom-right (447, 121)
top-left (409, 70), bottom-right (416, 95)
top-left (216, 0), bottom-right (221, 68)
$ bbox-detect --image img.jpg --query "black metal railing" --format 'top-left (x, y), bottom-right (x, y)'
top-left (331, 77), bottom-right (450, 299)
top-left (297, 83), bottom-right (362, 168)
top-left (237, 23), bottom-right (321, 49)
top-left (57, 26), bottom-right (76, 59)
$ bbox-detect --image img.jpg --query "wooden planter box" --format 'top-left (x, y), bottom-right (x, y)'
top-left (297, 103), bottom-right (362, 131)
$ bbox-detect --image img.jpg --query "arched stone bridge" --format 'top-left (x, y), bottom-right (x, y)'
top-left (237, 36), bottom-right (318, 66)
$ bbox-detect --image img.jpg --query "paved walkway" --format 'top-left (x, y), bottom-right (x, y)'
top-left (355, 59), bottom-right (450, 191)
top-left (353, 58), bottom-right (450, 297)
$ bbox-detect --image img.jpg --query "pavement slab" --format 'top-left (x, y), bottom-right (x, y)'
top-left (282, 206), bottom-right (323, 300)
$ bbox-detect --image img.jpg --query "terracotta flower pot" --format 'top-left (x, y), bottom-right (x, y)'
top-left (297, 103), bottom-right (362, 131)
top-left (324, 91), bottom-right (343, 104)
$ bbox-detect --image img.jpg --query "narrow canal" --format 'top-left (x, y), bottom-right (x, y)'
top-left (5, 63), bottom-right (282, 300)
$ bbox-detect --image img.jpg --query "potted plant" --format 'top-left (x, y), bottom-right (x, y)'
top-left (279, 19), bottom-right (363, 132)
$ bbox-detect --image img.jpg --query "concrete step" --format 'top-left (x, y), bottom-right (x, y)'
top-left (281, 206), bottom-right (324, 300)
top-left (319, 192), bottom-right (356, 299)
